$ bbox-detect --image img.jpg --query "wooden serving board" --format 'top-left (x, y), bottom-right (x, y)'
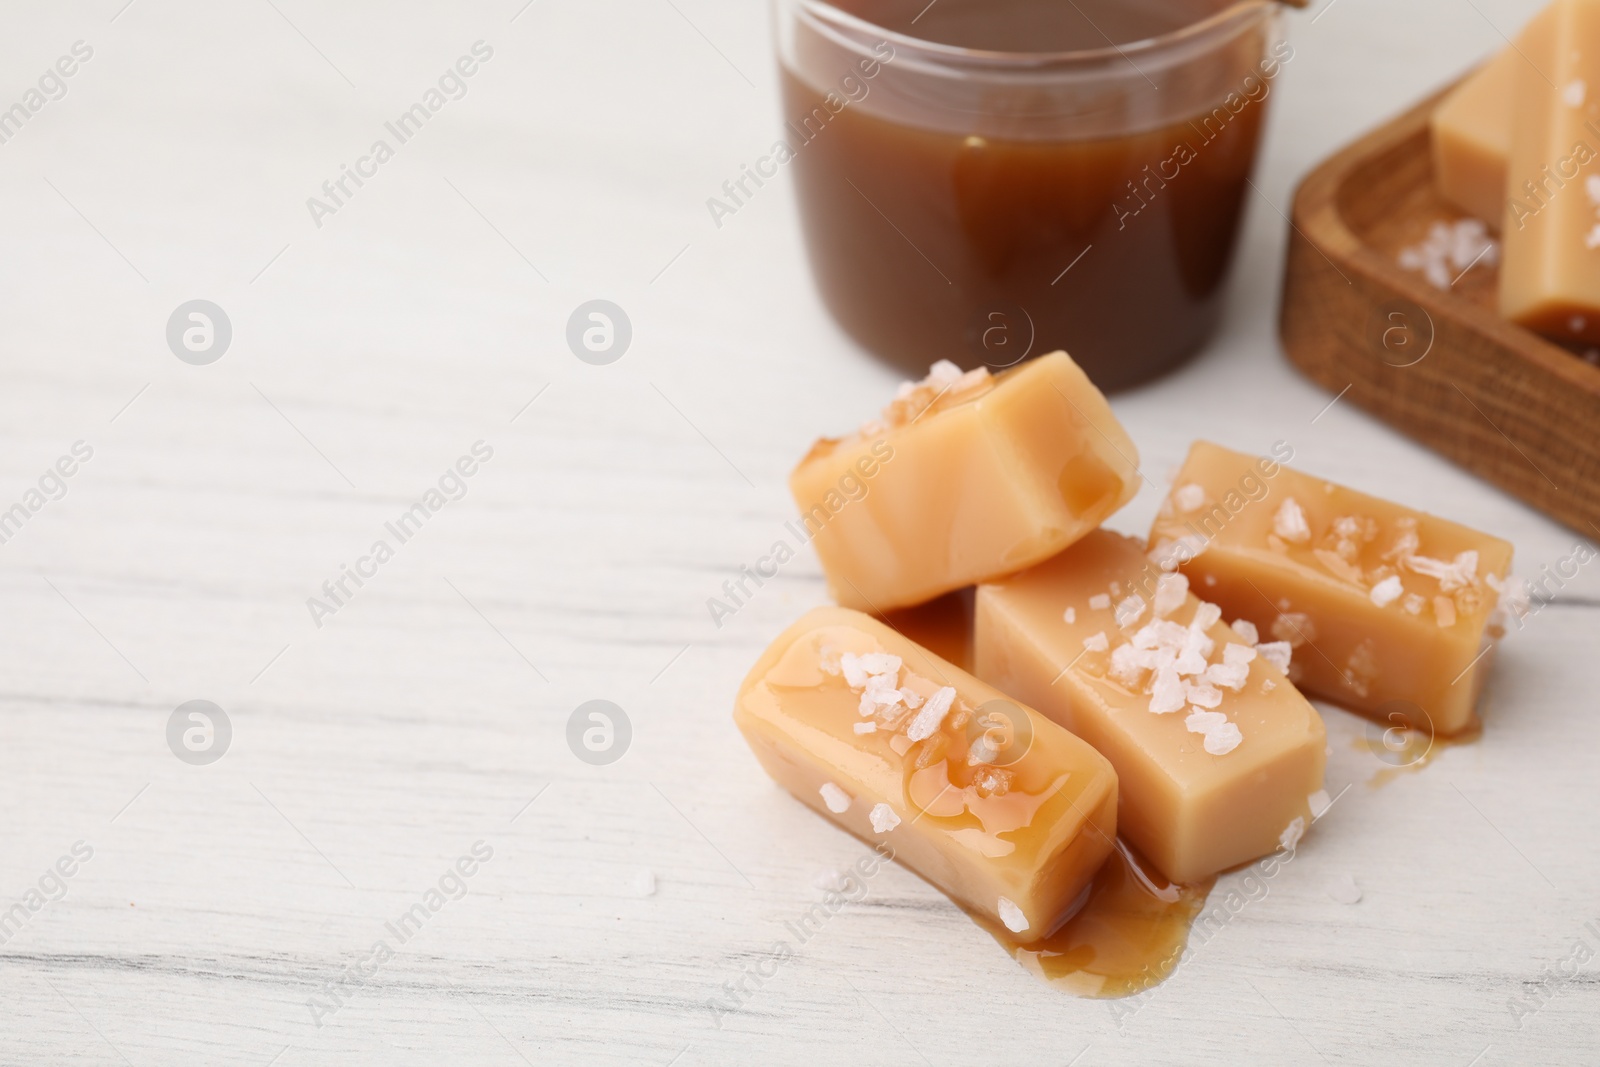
top-left (1280, 81), bottom-right (1600, 538)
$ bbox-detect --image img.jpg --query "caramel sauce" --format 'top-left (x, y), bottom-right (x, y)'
top-left (1362, 716), bottom-right (1483, 788)
top-left (969, 838), bottom-right (1215, 998)
top-left (782, 0), bottom-right (1274, 389)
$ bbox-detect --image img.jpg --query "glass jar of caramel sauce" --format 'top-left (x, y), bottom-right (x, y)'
top-left (775, 0), bottom-right (1287, 391)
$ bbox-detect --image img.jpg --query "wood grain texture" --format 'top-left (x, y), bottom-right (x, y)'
top-left (0, 0), bottom-right (1596, 1064)
top-left (1281, 79), bottom-right (1600, 538)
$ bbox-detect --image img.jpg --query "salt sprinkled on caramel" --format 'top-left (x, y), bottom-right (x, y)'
top-left (997, 896), bottom-right (1029, 934)
top-left (1088, 593), bottom-right (1112, 611)
top-left (1230, 618), bottom-right (1259, 645)
top-left (1173, 483), bottom-right (1206, 513)
top-left (906, 686), bottom-right (956, 742)
top-left (869, 803), bottom-right (900, 833)
top-left (819, 782), bottom-right (851, 813)
top-left (1369, 574), bottom-right (1404, 607)
top-left (1083, 631), bottom-right (1110, 652)
top-left (1257, 641), bottom-right (1293, 673)
top-left (853, 721), bottom-right (878, 735)
top-left (1273, 497), bottom-right (1312, 544)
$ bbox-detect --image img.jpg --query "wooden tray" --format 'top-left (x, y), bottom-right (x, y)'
top-left (1280, 81), bottom-right (1600, 538)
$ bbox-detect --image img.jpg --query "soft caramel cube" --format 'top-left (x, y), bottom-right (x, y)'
top-left (1149, 442), bottom-right (1514, 736)
top-left (1432, 44), bottom-right (1521, 227)
top-left (790, 353), bottom-right (1139, 613)
top-left (974, 531), bottom-right (1326, 885)
top-left (1501, 0), bottom-right (1600, 342)
top-left (734, 606), bottom-right (1118, 938)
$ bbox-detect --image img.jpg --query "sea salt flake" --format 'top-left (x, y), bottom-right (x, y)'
top-left (839, 654), bottom-right (871, 688)
top-left (898, 687), bottom-right (924, 709)
top-left (1258, 641), bottom-right (1293, 673)
top-left (1191, 601), bottom-right (1223, 633)
top-left (853, 721), bottom-right (878, 735)
top-left (1326, 873), bottom-right (1362, 905)
top-left (819, 782), bottom-right (851, 814)
top-left (1063, 607), bottom-right (1076, 624)
top-left (1308, 789), bottom-right (1332, 818)
top-left (1566, 79), bottom-right (1587, 107)
top-left (1279, 816), bottom-right (1306, 851)
top-left (1369, 575), bottom-right (1404, 607)
top-left (1149, 669), bottom-right (1186, 714)
top-left (1185, 681), bottom-right (1224, 707)
top-left (998, 896), bottom-right (1029, 934)
top-left (1152, 573), bottom-right (1189, 618)
top-left (1083, 631), bottom-right (1110, 652)
top-left (1273, 497), bottom-right (1312, 544)
top-left (1223, 643), bottom-right (1257, 667)
top-left (1202, 722), bottom-right (1242, 755)
top-left (1115, 595), bottom-right (1148, 628)
top-left (1173, 484), bottom-right (1207, 512)
top-left (1203, 661), bottom-right (1250, 691)
top-left (1089, 594), bottom-right (1112, 611)
top-left (906, 686), bottom-right (956, 742)
top-left (1108, 644), bottom-right (1148, 686)
top-left (857, 653), bottom-right (902, 677)
top-left (869, 803), bottom-right (900, 833)
top-left (1230, 618), bottom-right (1259, 645)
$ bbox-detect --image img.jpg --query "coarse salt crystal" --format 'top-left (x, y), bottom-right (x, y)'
top-left (1150, 669), bottom-right (1186, 714)
top-left (1152, 572), bottom-right (1189, 618)
top-left (998, 896), bottom-right (1029, 934)
top-left (1114, 595), bottom-right (1148, 628)
top-left (857, 653), bottom-right (902, 677)
top-left (899, 687), bottom-right (924, 709)
top-left (1369, 575), bottom-right (1404, 608)
top-left (1063, 607), bottom-right (1076, 624)
top-left (1223, 643), bottom-right (1257, 667)
top-left (1083, 631), bottom-right (1110, 652)
top-left (1185, 680), bottom-right (1223, 707)
top-left (906, 686), bottom-right (956, 742)
top-left (819, 782), bottom-right (851, 814)
top-left (839, 653), bottom-right (871, 688)
top-left (1308, 789), bottom-right (1332, 818)
top-left (1279, 816), bottom-right (1306, 851)
top-left (869, 803), bottom-right (900, 833)
top-left (1089, 594), bottom-right (1112, 611)
top-left (1273, 498), bottom-right (1312, 544)
top-left (1202, 722), bottom-right (1242, 755)
top-left (1173, 484), bottom-right (1207, 512)
top-left (1231, 618), bottom-right (1259, 645)
top-left (1257, 641), bottom-right (1292, 673)
top-left (853, 721), bottom-right (878, 734)
top-left (1203, 661), bottom-right (1250, 691)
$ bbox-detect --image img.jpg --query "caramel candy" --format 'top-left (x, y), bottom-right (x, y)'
top-left (1149, 442), bottom-right (1514, 736)
top-left (789, 353), bottom-right (1139, 613)
top-left (1432, 44), bottom-right (1520, 227)
top-left (1501, 0), bottom-right (1600, 342)
top-left (734, 606), bottom-right (1118, 938)
top-left (974, 530), bottom-right (1325, 885)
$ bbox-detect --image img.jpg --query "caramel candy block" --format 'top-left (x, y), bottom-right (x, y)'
top-left (974, 531), bottom-right (1325, 885)
top-left (735, 606), bottom-right (1118, 938)
top-left (789, 352), bottom-right (1139, 613)
top-left (1431, 10), bottom-right (1554, 228)
top-left (1501, 0), bottom-right (1600, 343)
top-left (1149, 442), bottom-right (1514, 737)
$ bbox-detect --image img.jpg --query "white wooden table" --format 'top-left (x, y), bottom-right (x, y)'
top-left (2, 1), bottom-right (1594, 1063)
